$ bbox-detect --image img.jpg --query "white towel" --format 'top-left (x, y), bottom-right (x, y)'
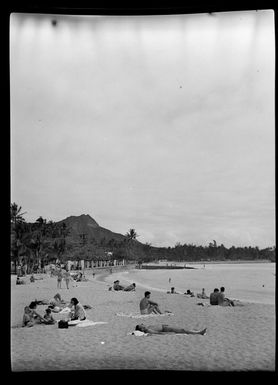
top-left (68, 319), bottom-right (108, 328)
top-left (116, 312), bottom-right (173, 319)
top-left (59, 307), bottom-right (71, 314)
top-left (127, 330), bottom-right (149, 336)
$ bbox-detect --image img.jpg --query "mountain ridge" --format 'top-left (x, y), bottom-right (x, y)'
top-left (57, 214), bottom-right (130, 244)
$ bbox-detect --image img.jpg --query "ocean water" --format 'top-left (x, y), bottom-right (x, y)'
top-left (109, 262), bottom-right (276, 305)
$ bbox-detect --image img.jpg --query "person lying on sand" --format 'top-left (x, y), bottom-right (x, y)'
top-left (124, 283), bottom-right (136, 291)
top-left (135, 323), bottom-right (207, 335)
top-left (113, 280), bottom-right (125, 291)
top-left (167, 287), bottom-right (179, 294)
top-left (70, 297), bottom-right (86, 321)
top-left (184, 289), bottom-right (195, 297)
top-left (43, 308), bottom-right (56, 324)
top-left (139, 291), bottom-right (162, 314)
top-left (197, 288), bottom-right (209, 299)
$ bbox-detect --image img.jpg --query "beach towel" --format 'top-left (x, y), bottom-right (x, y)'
top-left (59, 306), bottom-right (71, 314)
top-left (127, 330), bottom-right (149, 336)
top-left (116, 312), bottom-right (174, 319)
top-left (68, 319), bottom-right (108, 328)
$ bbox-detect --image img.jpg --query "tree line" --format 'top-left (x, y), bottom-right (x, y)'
top-left (11, 203), bottom-right (276, 273)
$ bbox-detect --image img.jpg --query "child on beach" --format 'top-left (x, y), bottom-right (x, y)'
top-left (43, 308), bottom-right (56, 324)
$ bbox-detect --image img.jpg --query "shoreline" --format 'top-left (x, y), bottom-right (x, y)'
top-left (11, 267), bottom-right (275, 371)
top-left (153, 259), bottom-right (274, 265)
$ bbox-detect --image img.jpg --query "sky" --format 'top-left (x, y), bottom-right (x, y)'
top-left (10, 10), bottom-right (275, 248)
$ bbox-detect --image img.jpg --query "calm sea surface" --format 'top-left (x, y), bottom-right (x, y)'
top-left (111, 262), bottom-right (275, 305)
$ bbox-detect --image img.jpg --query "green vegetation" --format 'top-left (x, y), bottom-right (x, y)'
top-left (10, 203), bottom-right (276, 272)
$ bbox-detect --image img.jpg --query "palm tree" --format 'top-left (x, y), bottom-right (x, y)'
top-left (125, 228), bottom-right (138, 241)
top-left (11, 203), bottom-right (26, 226)
top-left (125, 229), bottom-right (138, 260)
top-left (10, 203), bottom-right (27, 272)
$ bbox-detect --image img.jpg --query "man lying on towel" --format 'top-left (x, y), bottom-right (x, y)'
top-left (135, 323), bottom-right (207, 335)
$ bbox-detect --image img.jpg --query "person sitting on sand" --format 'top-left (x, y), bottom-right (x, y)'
top-left (76, 272), bottom-right (83, 282)
top-left (139, 291), bottom-right (162, 314)
top-left (28, 301), bottom-right (46, 324)
top-left (48, 293), bottom-right (66, 312)
top-left (43, 308), bottom-right (56, 324)
top-left (197, 288), bottom-right (209, 299)
top-left (218, 287), bottom-right (235, 307)
top-left (16, 277), bottom-right (24, 285)
top-left (22, 306), bottom-right (34, 327)
top-left (184, 289), bottom-right (195, 297)
top-left (70, 298), bottom-right (86, 321)
top-left (113, 280), bottom-right (125, 291)
top-left (135, 323), bottom-right (207, 335)
top-left (124, 283), bottom-right (136, 291)
top-left (210, 288), bottom-right (220, 305)
top-left (30, 274), bottom-right (35, 283)
top-left (167, 287), bottom-right (178, 294)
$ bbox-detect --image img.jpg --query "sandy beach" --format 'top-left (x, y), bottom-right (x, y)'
top-left (11, 268), bottom-right (275, 371)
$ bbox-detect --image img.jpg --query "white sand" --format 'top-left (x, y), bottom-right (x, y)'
top-left (11, 270), bottom-right (275, 371)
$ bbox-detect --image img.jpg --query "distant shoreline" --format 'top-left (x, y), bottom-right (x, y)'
top-left (155, 259), bottom-right (273, 265)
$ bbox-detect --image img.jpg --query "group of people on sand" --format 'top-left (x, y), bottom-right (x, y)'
top-left (110, 280), bottom-right (136, 292)
top-left (136, 291), bottom-right (206, 335)
top-left (209, 287), bottom-right (235, 306)
top-left (55, 269), bottom-right (88, 290)
top-left (166, 287), bottom-right (196, 297)
top-left (22, 295), bottom-right (87, 327)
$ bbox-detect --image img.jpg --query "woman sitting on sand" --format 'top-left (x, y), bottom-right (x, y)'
top-left (48, 293), bottom-right (67, 312)
top-left (135, 323), bottom-right (207, 335)
top-left (25, 302), bottom-right (46, 325)
top-left (22, 306), bottom-right (34, 327)
top-left (70, 297), bottom-right (86, 321)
